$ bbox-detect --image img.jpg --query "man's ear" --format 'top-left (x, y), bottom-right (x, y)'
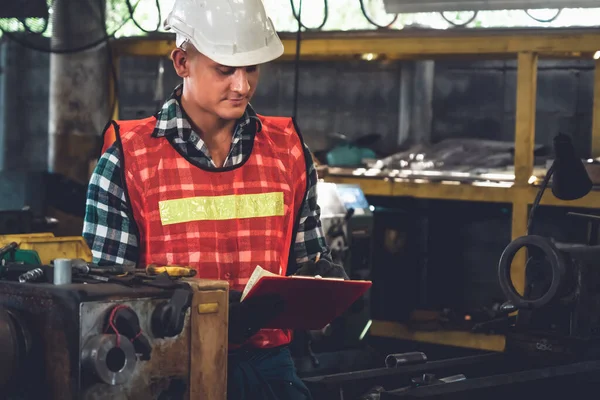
top-left (171, 48), bottom-right (189, 78)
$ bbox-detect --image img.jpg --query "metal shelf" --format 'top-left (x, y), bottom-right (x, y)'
top-left (323, 171), bottom-right (600, 209)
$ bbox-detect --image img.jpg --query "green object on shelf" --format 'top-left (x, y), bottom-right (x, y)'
top-left (2, 249), bottom-right (42, 265)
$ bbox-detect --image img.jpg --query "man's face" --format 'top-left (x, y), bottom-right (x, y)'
top-left (172, 47), bottom-right (260, 121)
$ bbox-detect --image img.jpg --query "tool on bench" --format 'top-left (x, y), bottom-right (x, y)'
top-left (71, 258), bottom-right (133, 276)
top-left (146, 264), bottom-right (197, 277)
top-left (0, 242), bottom-right (18, 259)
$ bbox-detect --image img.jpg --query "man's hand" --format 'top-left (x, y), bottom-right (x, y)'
top-left (294, 257), bottom-right (349, 280)
top-left (228, 290), bottom-right (285, 344)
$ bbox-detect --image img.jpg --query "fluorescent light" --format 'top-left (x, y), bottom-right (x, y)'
top-left (383, 0), bottom-right (599, 13)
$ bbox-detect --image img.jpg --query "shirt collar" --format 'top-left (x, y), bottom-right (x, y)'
top-left (152, 84), bottom-right (262, 139)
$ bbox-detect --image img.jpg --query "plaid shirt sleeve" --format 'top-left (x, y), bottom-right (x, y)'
top-left (82, 144), bottom-right (139, 266)
top-left (291, 143), bottom-right (332, 266)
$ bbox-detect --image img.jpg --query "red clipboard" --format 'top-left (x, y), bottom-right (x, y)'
top-left (242, 275), bottom-right (372, 330)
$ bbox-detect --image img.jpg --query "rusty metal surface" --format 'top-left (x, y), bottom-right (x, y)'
top-left (0, 281), bottom-right (197, 400)
top-left (0, 306), bottom-right (17, 388)
top-left (80, 299), bottom-right (191, 399)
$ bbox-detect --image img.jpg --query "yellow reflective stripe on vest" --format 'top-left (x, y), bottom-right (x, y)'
top-left (158, 192), bottom-right (285, 225)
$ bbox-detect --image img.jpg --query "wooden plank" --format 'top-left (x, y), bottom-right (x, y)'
top-left (391, 181), bottom-right (514, 203)
top-left (370, 320), bottom-right (505, 352)
top-left (324, 175), bottom-right (394, 196)
top-left (510, 202), bottom-right (529, 296)
top-left (111, 28), bottom-right (600, 59)
top-left (109, 53), bottom-right (120, 121)
top-left (513, 52), bottom-right (538, 187)
top-left (592, 58), bottom-right (600, 158)
top-left (188, 279), bottom-right (229, 400)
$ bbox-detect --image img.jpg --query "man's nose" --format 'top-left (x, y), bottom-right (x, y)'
top-left (230, 69), bottom-right (250, 95)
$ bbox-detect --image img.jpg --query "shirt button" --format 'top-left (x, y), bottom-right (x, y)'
top-left (225, 272), bottom-right (231, 279)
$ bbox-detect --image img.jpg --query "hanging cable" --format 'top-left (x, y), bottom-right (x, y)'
top-left (18, 17), bottom-right (49, 35)
top-left (290, 0), bottom-right (328, 30)
top-left (292, 0), bottom-right (303, 121)
top-left (359, 0), bottom-right (398, 29)
top-left (125, 0), bottom-right (162, 33)
top-left (525, 9), bottom-right (562, 23)
top-left (0, 0), bottom-right (140, 54)
top-left (440, 11), bottom-right (478, 27)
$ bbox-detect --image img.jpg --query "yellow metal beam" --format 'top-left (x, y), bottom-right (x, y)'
top-left (111, 28), bottom-right (600, 59)
top-left (592, 58), bottom-right (600, 158)
top-left (513, 52), bottom-right (538, 187)
top-left (324, 174), bottom-right (600, 209)
top-left (510, 201), bottom-right (529, 295)
top-left (109, 53), bottom-right (120, 121)
top-left (321, 175), bottom-right (394, 196)
top-left (370, 320), bottom-right (506, 352)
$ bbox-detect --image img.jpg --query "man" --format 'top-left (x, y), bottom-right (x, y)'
top-left (83, 0), bottom-right (347, 399)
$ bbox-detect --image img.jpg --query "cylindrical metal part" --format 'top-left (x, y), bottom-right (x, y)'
top-left (385, 352), bottom-right (428, 368)
top-left (49, 0), bottom-right (109, 186)
top-left (439, 374), bottom-right (467, 384)
top-left (81, 334), bottom-right (137, 386)
top-left (53, 259), bottom-right (72, 285)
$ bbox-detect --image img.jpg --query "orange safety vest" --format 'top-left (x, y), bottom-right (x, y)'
top-left (110, 115), bottom-right (307, 349)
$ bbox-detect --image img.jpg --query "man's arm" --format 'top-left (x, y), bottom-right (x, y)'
top-left (82, 144), bottom-right (139, 266)
top-left (291, 142), bottom-right (333, 266)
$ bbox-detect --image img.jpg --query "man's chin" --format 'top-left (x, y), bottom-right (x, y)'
top-left (218, 107), bottom-right (247, 121)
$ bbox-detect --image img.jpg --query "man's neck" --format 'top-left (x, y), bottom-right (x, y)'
top-left (180, 90), bottom-right (236, 168)
top-left (180, 91), bottom-right (236, 138)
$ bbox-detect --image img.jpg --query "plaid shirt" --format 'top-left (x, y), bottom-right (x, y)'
top-left (83, 85), bottom-right (330, 270)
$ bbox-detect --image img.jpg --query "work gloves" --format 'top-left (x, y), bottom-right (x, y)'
top-left (294, 258), bottom-right (349, 280)
top-left (228, 290), bottom-right (285, 344)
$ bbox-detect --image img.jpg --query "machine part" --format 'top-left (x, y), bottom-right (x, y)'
top-left (53, 258), bottom-right (72, 285)
top-left (152, 288), bottom-right (193, 338)
top-left (104, 305), bottom-right (152, 361)
top-left (0, 307), bottom-right (30, 388)
top-left (157, 378), bottom-right (188, 400)
top-left (385, 352), bottom-right (428, 368)
top-left (18, 268), bottom-right (45, 283)
top-left (0, 242), bottom-right (18, 259)
top-left (81, 383), bottom-right (130, 400)
top-left (81, 334), bottom-right (137, 386)
top-left (360, 385), bottom-right (386, 400)
top-left (438, 374), bottom-right (467, 383)
top-left (498, 235), bottom-right (565, 310)
top-left (72, 259), bottom-right (128, 276)
top-left (0, 307), bottom-right (18, 387)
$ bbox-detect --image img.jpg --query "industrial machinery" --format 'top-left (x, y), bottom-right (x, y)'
top-left (302, 134), bottom-right (600, 398)
top-left (0, 235), bottom-right (229, 400)
top-left (292, 182), bottom-right (375, 375)
top-left (314, 182), bottom-right (374, 347)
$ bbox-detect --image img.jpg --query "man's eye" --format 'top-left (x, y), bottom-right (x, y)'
top-left (246, 66), bottom-right (258, 73)
top-left (218, 68), bottom-right (235, 75)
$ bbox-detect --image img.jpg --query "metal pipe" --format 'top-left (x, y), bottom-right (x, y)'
top-left (385, 352), bottom-right (428, 368)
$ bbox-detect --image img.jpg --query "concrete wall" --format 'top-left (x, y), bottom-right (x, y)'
top-left (116, 56), bottom-right (596, 159)
top-left (0, 38), bottom-right (50, 213)
top-left (433, 59), bottom-right (595, 158)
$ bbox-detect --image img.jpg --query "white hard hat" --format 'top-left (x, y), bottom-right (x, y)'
top-left (164, 0), bottom-right (284, 67)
